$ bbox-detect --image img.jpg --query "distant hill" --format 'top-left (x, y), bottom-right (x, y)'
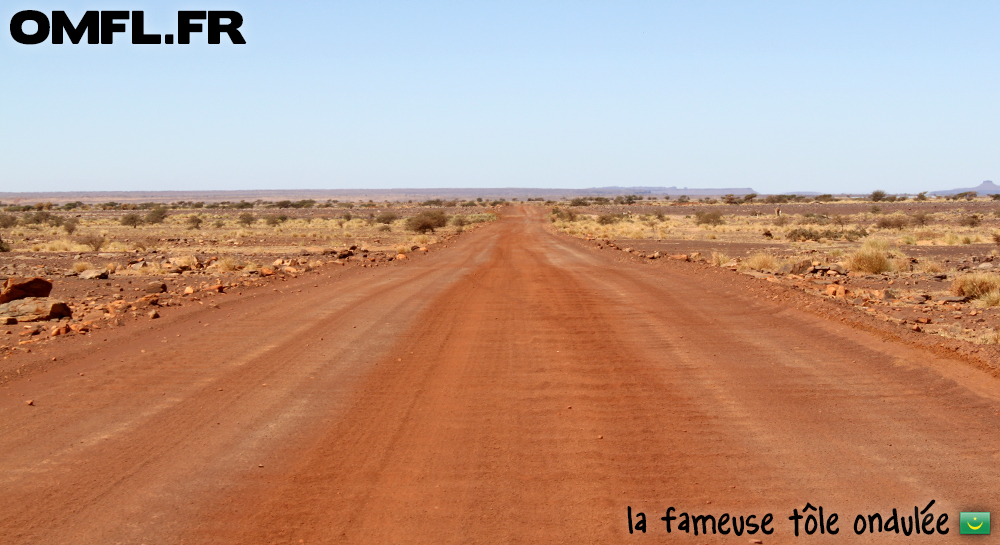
top-left (930, 180), bottom-right (999, 196)
top-left (0, 186), bottom-right (760, 204)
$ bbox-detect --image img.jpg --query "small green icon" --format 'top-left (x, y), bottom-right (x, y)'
top-left (961, 512), bottom-right (990, 535)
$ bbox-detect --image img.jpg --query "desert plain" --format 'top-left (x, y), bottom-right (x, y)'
top-left (1, 193), bottom-right (1000, 543)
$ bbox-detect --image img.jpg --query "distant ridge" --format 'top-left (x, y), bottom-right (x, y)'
top-left (930, 180), bottom-right (999, 196)
top-left (0, 186), bottom-right (760, 203)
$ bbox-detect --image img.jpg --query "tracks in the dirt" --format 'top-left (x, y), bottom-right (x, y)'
top-left (2, 206), bottom-right (1000, 544)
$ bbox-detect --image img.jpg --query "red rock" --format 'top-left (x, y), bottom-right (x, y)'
top-left (0, 298), bottom-right (72, 322)
top-left (0, 278), bottom-right (53, 304)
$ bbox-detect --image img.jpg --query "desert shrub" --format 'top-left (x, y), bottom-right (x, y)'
top-left (694, 211), bottom-right (724, 226)
top-left (378, 225), bottom-right (392, 232)
top-left (144, 207), bottom-right (168, 224)
top-left (72, 261), bottom-right (96, 272)
top-left (213, 220), bottom-right (225, 228)
top-left (745, 251), bottom-right (780, 271)
top-left (237, 213), bottom-right (256, 226)
top-left (959, 214), bottom-right (982, 227)
top-left (264, 214), bottom-right (283, 227)
top-left (596, 214), bottom-right (620, 225)
top-left (186, 215), bottom-right (203, 230)
top-left (875, 216), bottom-right (907, 230)
top-left (846, 238), bottom-right (899, 274)
top-left (61, 217), bottom-right (79, 235)
top-left (0, 213), bottom-right (17, 228)
top-left (773, 216), bottom-right (789, 227)
top-left (406, 210), bottom-right (449, 233)
top-left (952, 273), bottom-right (1000, 300)
top-left (376, 212), bottom-right (399, 225)
top-left (786, 228), bottom-right (821, 242)
top-left (120, 213), bottom-right (143, 228)
top-left (0, 236), bottom-right (10, 252)
top-left (910, 212), bottom-right (931, 226)
top-left (76, 234), bottom-right (106, 252)
top-left (551, 208), bottom-right (577, 222)
top-left (869, 205), bottom-right (882, 214)
top-left (451, 216), bottom-right (469, 227)
top-left (568, 198), bottom-right (589, 207)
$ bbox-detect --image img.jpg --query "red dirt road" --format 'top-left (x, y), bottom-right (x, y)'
top-left (2, 207), bottom-right (1000, 544)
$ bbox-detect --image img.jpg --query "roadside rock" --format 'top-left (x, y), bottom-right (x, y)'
top-left (0, 297), bottom-right (72, 322)
top-left (0, 277), bottom-right (53, 304)
top-left (145, 282), bottom-right (167, 294)
top-left (80, 269), bottom-right (109, 280)
top-left (779, 260), bottom-right (813, 275)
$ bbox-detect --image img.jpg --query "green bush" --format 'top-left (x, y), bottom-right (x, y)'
top-left (406, 211), bottom-right (449, 233)
top-left (120, 213), bottom-right (143, 228)
top-left (376, 212), bottom-right (399, 224)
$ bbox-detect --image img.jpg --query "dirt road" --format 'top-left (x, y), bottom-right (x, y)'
top-left (2, 207), bottom-right (999, 544)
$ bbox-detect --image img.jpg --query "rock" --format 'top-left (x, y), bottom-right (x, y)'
top-left (25, 400), bottom-right (34, 406)
top-left (670, 254), bottom-right (689, 261)
top-left (419, 247), bottom-right (428, 252)
top-left (916, 317), bottom-right (932, 324)
top-left (912, 325), bottom-right (922, 332)
top-left (183, 286), bottom-right (195, 295)
top-left (0, 278), bottom-right (53, 304)
top-left (259, 268), bottom-right (275, 276)
top-left (79, 269), bottom-right (109, 280)
top-left (50, 324), bottom-right (70, 336)
top-left (396, 254), bottom-right (407, 260)
top-left (829, 264), bottom-right (847, 274)
top-left (782, 260), bottom-right (813, 275)
top-left (283, 267), bottom-right (299, 274)
top-left (204, 284), bottom-right (224, 293)
top-left (148, 310), bottom-right (160, 319)
top-left (877, 289), bottom-right (898, 301)
top-left (145, 282), bottom-right (167, 294)
top-left (978, 262), bottom-right (994, 270)
top-left (129, 261), bottom-right (147, 270)
top-left (721, 259), bottom-right (739, 268)
top-left (0, 297), bottom-right (72, 322)
top-left (1, 317), bottom-right (16, 325)
top-left (272, 258), bottom-right (285, 267)
top-left (936, 295), bottom-right (967, 303)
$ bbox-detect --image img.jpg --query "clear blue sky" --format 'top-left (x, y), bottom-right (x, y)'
top-left (2, 1), bottom-right (998, 194)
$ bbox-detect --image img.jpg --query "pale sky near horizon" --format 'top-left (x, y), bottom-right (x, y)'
top-left (2, 1), bottom-right (998, 194)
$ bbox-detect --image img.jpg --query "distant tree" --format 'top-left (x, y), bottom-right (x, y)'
top-left (120, 213), bottom-right (143, 228)
top-left (237, 213), bottom-right (256, 226)
top-left (743, 194), bottom-right (757, 203)
top-left (376, 212), bottom-right (399, 224)
top-left (914, 191), bottom-right (928, 201)
top-left (62, 217), bottom-right (79, 235)
top-left (186, 215), bottom-right (203, 230)
top-left (869, 190), bottom-right (887, 202)
top-left (144, 207), bottom-right (168, 224)
top-left (406, 211), bottom-right (449, 233)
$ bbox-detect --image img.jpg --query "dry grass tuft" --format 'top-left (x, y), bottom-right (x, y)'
top-left (744, 251), bottom-right (780, 271)
top-left (73, 261), bottom-right (97, 272)
top-left (710, 251), bottom-right (731, 267)
top-left (846, 238), bottom-right (900, 274)
top-left (952, 273), bottom-right (1000, 300)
